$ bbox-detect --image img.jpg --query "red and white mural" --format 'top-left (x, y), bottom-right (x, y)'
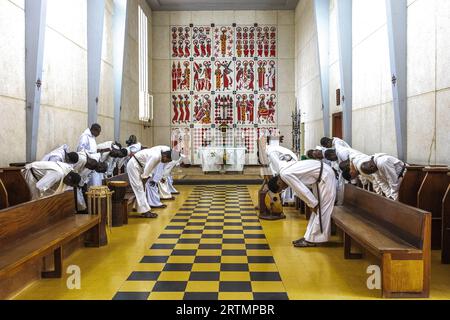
top-left (169, 24), bottom-right (279, 165)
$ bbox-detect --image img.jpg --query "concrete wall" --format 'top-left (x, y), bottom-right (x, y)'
top-left (295, 0), bottom-right (450, 165)
top-left (151, 10), bottom-right (296, 149)
top-left (0, 0), bottom-right (151, 167)
top-left (0, 0), bottom-right (27, 166)
top-left (120, 0), bottom-right (153, 147)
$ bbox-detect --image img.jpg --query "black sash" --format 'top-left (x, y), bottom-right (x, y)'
top-left (316, 161), bottom-right (324, 234)
top-left (133, 155), bottom-right (144, 169)
top-left (30, 168), bottom-right (40, 182)
top-left (398, 163), bottom-right (407, 179)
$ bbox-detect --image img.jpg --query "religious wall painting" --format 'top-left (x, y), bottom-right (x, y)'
top-left (214, 128), bottom-right (235, 148)
top-left (192, 94), bottom-right (212, 125)
top-left (214, 60), bottom-right (234, 92)
top-left (235, 60), bottom-right (255, 92)
top-left (193, 127), bottom-right (213, 165)
top-left (171, 127), bottom-right (192, 163)
top-left (257, 93), bottom-right (277, 125)
top-left (235, 127), bottom-right (258, 164)
top-left (171, 26), bottom-right (191, 58)
top-left (257, 127), bottom-right (281, 140)
top-left (171, 60), bottom-right (191, 92)
top-left (171, 94), bottom-right (191, 125)
top-left (192, 26), bottom-right (212, 58)
top-left (214, 94), bottom-right (234, 125)
top-left (213, 26), bottom-right (234, 58)
top-left (255, 26), bottom-right (277, 58)
top-left (256, 60), bottom-right (276, 92)
top-left (235, 26), bottom-right (255, 58)
top-left (235, 93), bottom-right (255, 125)
top-left (193, 60), bottom-right (213, 92)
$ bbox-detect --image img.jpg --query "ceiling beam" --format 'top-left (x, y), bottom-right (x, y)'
top-left (87, 0), bottom-right (105, 127)
top-left (386, 0), bottom-right (407, 161)
top-left (146, 0), bottom-right (299, 11)
top-left (314, 0), bottom-right (330, 138)
top-left (336, 0), bottom-right (352, 145)
top-left (25, 0), bottom-right (47, 162)
top-left (113, 0), bottom-right (128, 141)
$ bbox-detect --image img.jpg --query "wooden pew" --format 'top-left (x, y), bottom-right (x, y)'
top-left (442, 173), bottom-right (450, 264)
top-left (0, 178), bottom-right (8, 210)
top-left (0, 167), bottom-right (31, 206)
top-left (398, 165), bottom-right (426, 207)
top-left (417, 167), bottom-right (450, 250)
top-left (0, 191), bottom-right (101, 299)
top-left (333, 184), bottom-right (431, 298)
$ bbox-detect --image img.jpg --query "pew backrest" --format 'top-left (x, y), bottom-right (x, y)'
top-left (0, 179), bottom-right (8, 209)
top-left (399, 165), bottom-right (426, 207)
top-left (0, 191), bottom-right (75, 248)
top-left (344, 184), bottom-right (429, 249)
top-left (0, 168), bottom-right (31, 206)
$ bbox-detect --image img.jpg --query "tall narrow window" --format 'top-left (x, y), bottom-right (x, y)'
top-left (138, 6), bottom-right (151, 121)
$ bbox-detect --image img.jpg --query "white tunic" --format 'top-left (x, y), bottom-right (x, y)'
top-left (280, 160), bottom-right (337, 243)
top-left (22, 161), bottom-right (73, 200)
top-left (41, 145), bottom-right (69, 162)
top-left (266, 145), bottom-right (298, 176)
top-left (333, 137), bottom-right (351, 149)
top-left (372, 154), bottom-right (405, 200)
top-left (351, 153), bottom-right (381, 193)
top-left (126, 146), bottom-right (170, 214)
top-left (77, 128), bottom-right (97, 154)
top-left (117, 143), bottom-right (143, 172)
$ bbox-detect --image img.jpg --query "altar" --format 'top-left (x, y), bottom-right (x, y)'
top-left (199, 147), bottom-right (247, 173)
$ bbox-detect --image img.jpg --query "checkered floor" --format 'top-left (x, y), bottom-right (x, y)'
top-left (113, 185), bottom-right (289, 300)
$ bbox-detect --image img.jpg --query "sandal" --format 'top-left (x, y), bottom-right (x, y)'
top-left (141, 212), bottom-right (158, 219)
top-left (292, 238), bottom-right (305, 245)
top-left (293, 239), bottom-right (317, 248)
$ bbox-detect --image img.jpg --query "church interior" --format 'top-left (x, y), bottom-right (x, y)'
top-left (0, 0), bottom-right (450, 301)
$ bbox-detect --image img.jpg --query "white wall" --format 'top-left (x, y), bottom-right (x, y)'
top-left (151, 10), bottom-right (296, 149)
top-left (120, 0), bottom-right (153, 147)
top-left (295, 0), bottom-right (450, 165)
top-left (0, 0), bottom-right (152, 167)
top-left (0, 0), bottom-right (27, 166)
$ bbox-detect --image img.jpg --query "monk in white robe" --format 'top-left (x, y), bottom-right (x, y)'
top-left (117, 140), bottom-right (143, 173)
top-left (268, 160), bottom-right (336, 247)
top-left (162, 155), bottom-right (185, 195)
top-left (22, 161), bottom-right (81, 200)
top-left (266, 145), bottom-right (298, 203)
top-left (360, 154), bottom-right (406, 200)
top-left (41, 145), bottom-right (79, 165)
top-left (320, 137), bottom-right (350, 150)
top-left (126, 146), bottom-right (172, 218)
top-left (349, 153), bottom-right (381, 193)
top-left (96, 141), bottom-right (128, 178)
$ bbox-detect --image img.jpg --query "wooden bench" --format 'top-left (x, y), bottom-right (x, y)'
top-left (417, 167), bottom-right (450, 249)
top-left (0, 167), bottom-right (31, 206)
top-left (0, 178), bottom-right (8, 210)
top-left (0, 191), bottom-right (101, 299)
top-left (332, 184), bottom-right (431, 298)
top-left (442, 172), bottom-right (450, 264)
top-left (399, 165), bottom-right (426, 207)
